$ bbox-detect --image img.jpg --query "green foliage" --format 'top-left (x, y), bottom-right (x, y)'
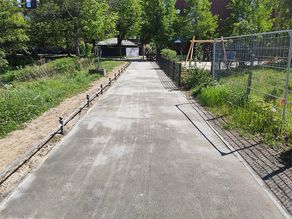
top-left (0, 58), bottom-right (82, 83)
top-left (29, 1), bottom-right (66, 51)
top-left (141, 0), bottom-right (177, 49)
top-left (30, 0), bottom-right (117, 55)
top-left (197, 85), bottom-right (232, 107)
top-left (191, 67), bottom-right (292, 147)
top-left (197, 84), bottom-right (284, 144)
top-left (228, 0), bottom-right (275, 35)
top-left (274, 0), bottom-right (292, 30)
top-left (179, 0), bottom-right (218, 39)
top-left (181, 67), bottom-right (212, 93)
top-left (80, 41), bottom-right (86, 56)
top-left (85, 43), bottom-right (93, 58)
top-left (0, 0), bottom-right (29, 72)
top-left (0, 58), bottom-right (124, 138)
top-left (110, 0), bottom-right (142, 45)
top-left (0, 50), bottom-right (8, 72)
top-left (161, 49), bottom-right (177, 61)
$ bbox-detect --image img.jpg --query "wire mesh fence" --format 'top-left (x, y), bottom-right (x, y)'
top-left (212, 30), bottom-right (292, 135)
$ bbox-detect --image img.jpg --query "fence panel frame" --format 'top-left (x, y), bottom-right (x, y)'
top-left (212, 30), bottom-right (292, 128)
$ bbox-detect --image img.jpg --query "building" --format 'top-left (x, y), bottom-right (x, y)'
top-left (97, 38), bottom-right (139, 58)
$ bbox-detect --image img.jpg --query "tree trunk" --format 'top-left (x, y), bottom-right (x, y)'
top-left (117, 34), bottom-right (123, 59)
top-left (74, 22), bottom-right (80, 56)
top-left (66, 31), bottom-right (71, 56)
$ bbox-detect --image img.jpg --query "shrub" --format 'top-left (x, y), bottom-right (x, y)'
top-left (231, 99), bottom-right (282, 136)
top-left (181, 67), bottom-right (212, 93)
top-left (197, 85), bottom-right (232, 107)
top-left (161, 49), bottom-right (177, 61)
top-left (79, 41), bottom-right (86, 56)
top-left (85, 43), bottom-right (93, 58)
top-left (0, 50), bottom-right (8, 73)
top-left (0, 57), bottom-right (82, 83)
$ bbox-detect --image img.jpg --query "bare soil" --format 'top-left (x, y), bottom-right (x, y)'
top-left (0, 62), bottom-right (127, 199)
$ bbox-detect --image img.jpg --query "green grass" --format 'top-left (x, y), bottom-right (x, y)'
top-left (0, 58), bottom-right (125, 138)
top-left (182, 66), bottom-right (292, 147)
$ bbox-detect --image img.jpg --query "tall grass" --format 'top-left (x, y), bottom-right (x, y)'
top-left (182, 67), bottom-right (292, 147)
top-left (0, 58), bottom-right (124, 138)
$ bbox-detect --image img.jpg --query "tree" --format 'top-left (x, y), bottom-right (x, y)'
top-left (274, 0), bottom-right (292, 30)
top-left (141, 0), bottom-right (177, 51)
top-left (0, 0), bottom-right (29, 71)
top-left (109, 0), bottom-right (142, 47)
top-left (30, 1), bottom-right (67, 52)
top-left (228, 0), bottom-right (275, 35)
top-left (30, 0), bottom-right (117, 55)
top-left (175, 0), bottom-right (218, 40)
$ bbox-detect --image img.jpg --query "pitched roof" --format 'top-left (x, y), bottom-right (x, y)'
top-left (97, 38), bottom-right (137, 46)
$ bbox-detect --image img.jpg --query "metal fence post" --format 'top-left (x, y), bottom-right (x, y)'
top-left (246, 36), bottom-right (256, 104)
top-left (282, 31), bottom-right (292, 123)
top-left (172, 61), bottom-right (175, 81)
top-left (212, 40), bottom-right (216, 85)
top-left (178, 63), bottom-right (182, 87)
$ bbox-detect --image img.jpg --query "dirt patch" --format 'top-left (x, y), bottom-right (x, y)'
top-left (0, 62), bottom-right (127, 199)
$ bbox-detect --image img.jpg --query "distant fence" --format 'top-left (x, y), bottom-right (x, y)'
top-left (156, 56), bottom-right (182, 86)
top-left (212, 30), bottom-right (292, 127)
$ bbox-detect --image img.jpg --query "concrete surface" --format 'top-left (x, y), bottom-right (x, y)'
top-left (0, 62), bottom-right (287, 219)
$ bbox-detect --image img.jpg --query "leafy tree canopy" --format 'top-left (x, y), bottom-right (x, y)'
top-left (274, 0), bottom-right (292, 30)
top-left (141, 0), bottom-right (177, 50)
top-left (109, 0), bottom-right (142, 45)
top-left (228, 0), bottom-right (275, 35)
top-left (0, 0), bottom-right (28, 71)
top-left (30, 0), bottom-right (117, 55)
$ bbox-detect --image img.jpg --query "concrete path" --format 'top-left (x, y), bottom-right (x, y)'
top-left (0, 62), bottom-right (287, 219)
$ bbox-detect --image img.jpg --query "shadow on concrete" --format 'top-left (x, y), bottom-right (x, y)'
top-left (155, 69), bottom-right (180, 91)
top-left (187, 97), bottom-right (292, 214)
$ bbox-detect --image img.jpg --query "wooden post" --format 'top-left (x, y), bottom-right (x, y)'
top-left (185, 36), bottom-right (195, 65)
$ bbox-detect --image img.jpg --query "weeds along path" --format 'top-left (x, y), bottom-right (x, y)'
top-left (0, 61), bottom-right (126, 175)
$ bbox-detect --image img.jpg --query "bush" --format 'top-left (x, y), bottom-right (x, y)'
top-left (181, 67), bottom-right (212, 94)
top-left (80, 41), bottom-right (86, 56)
top-left (85, 43), bottom-right (93, 58)
top-left (0, 50), bottom-right (8, 73)
top-left (161, 49), bottom-right (177, 61)
top-left (0, 57), bottom-right (83, 83)
top-left (197, 85), bottom-right (232, 107)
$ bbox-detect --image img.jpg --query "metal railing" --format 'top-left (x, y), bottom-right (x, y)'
top-left (156, 56), bottom-right (182, 87)
top-left (212, 30), bottom-right (292, 129)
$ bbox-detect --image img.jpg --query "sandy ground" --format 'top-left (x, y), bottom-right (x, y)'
top-left (181, 61), bottom-right (212, 71)
top-left (0, 62), bottom-right (127, 174)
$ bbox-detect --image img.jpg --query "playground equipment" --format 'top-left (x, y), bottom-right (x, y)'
top-left (185, 36), bottom-right (227, 67)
